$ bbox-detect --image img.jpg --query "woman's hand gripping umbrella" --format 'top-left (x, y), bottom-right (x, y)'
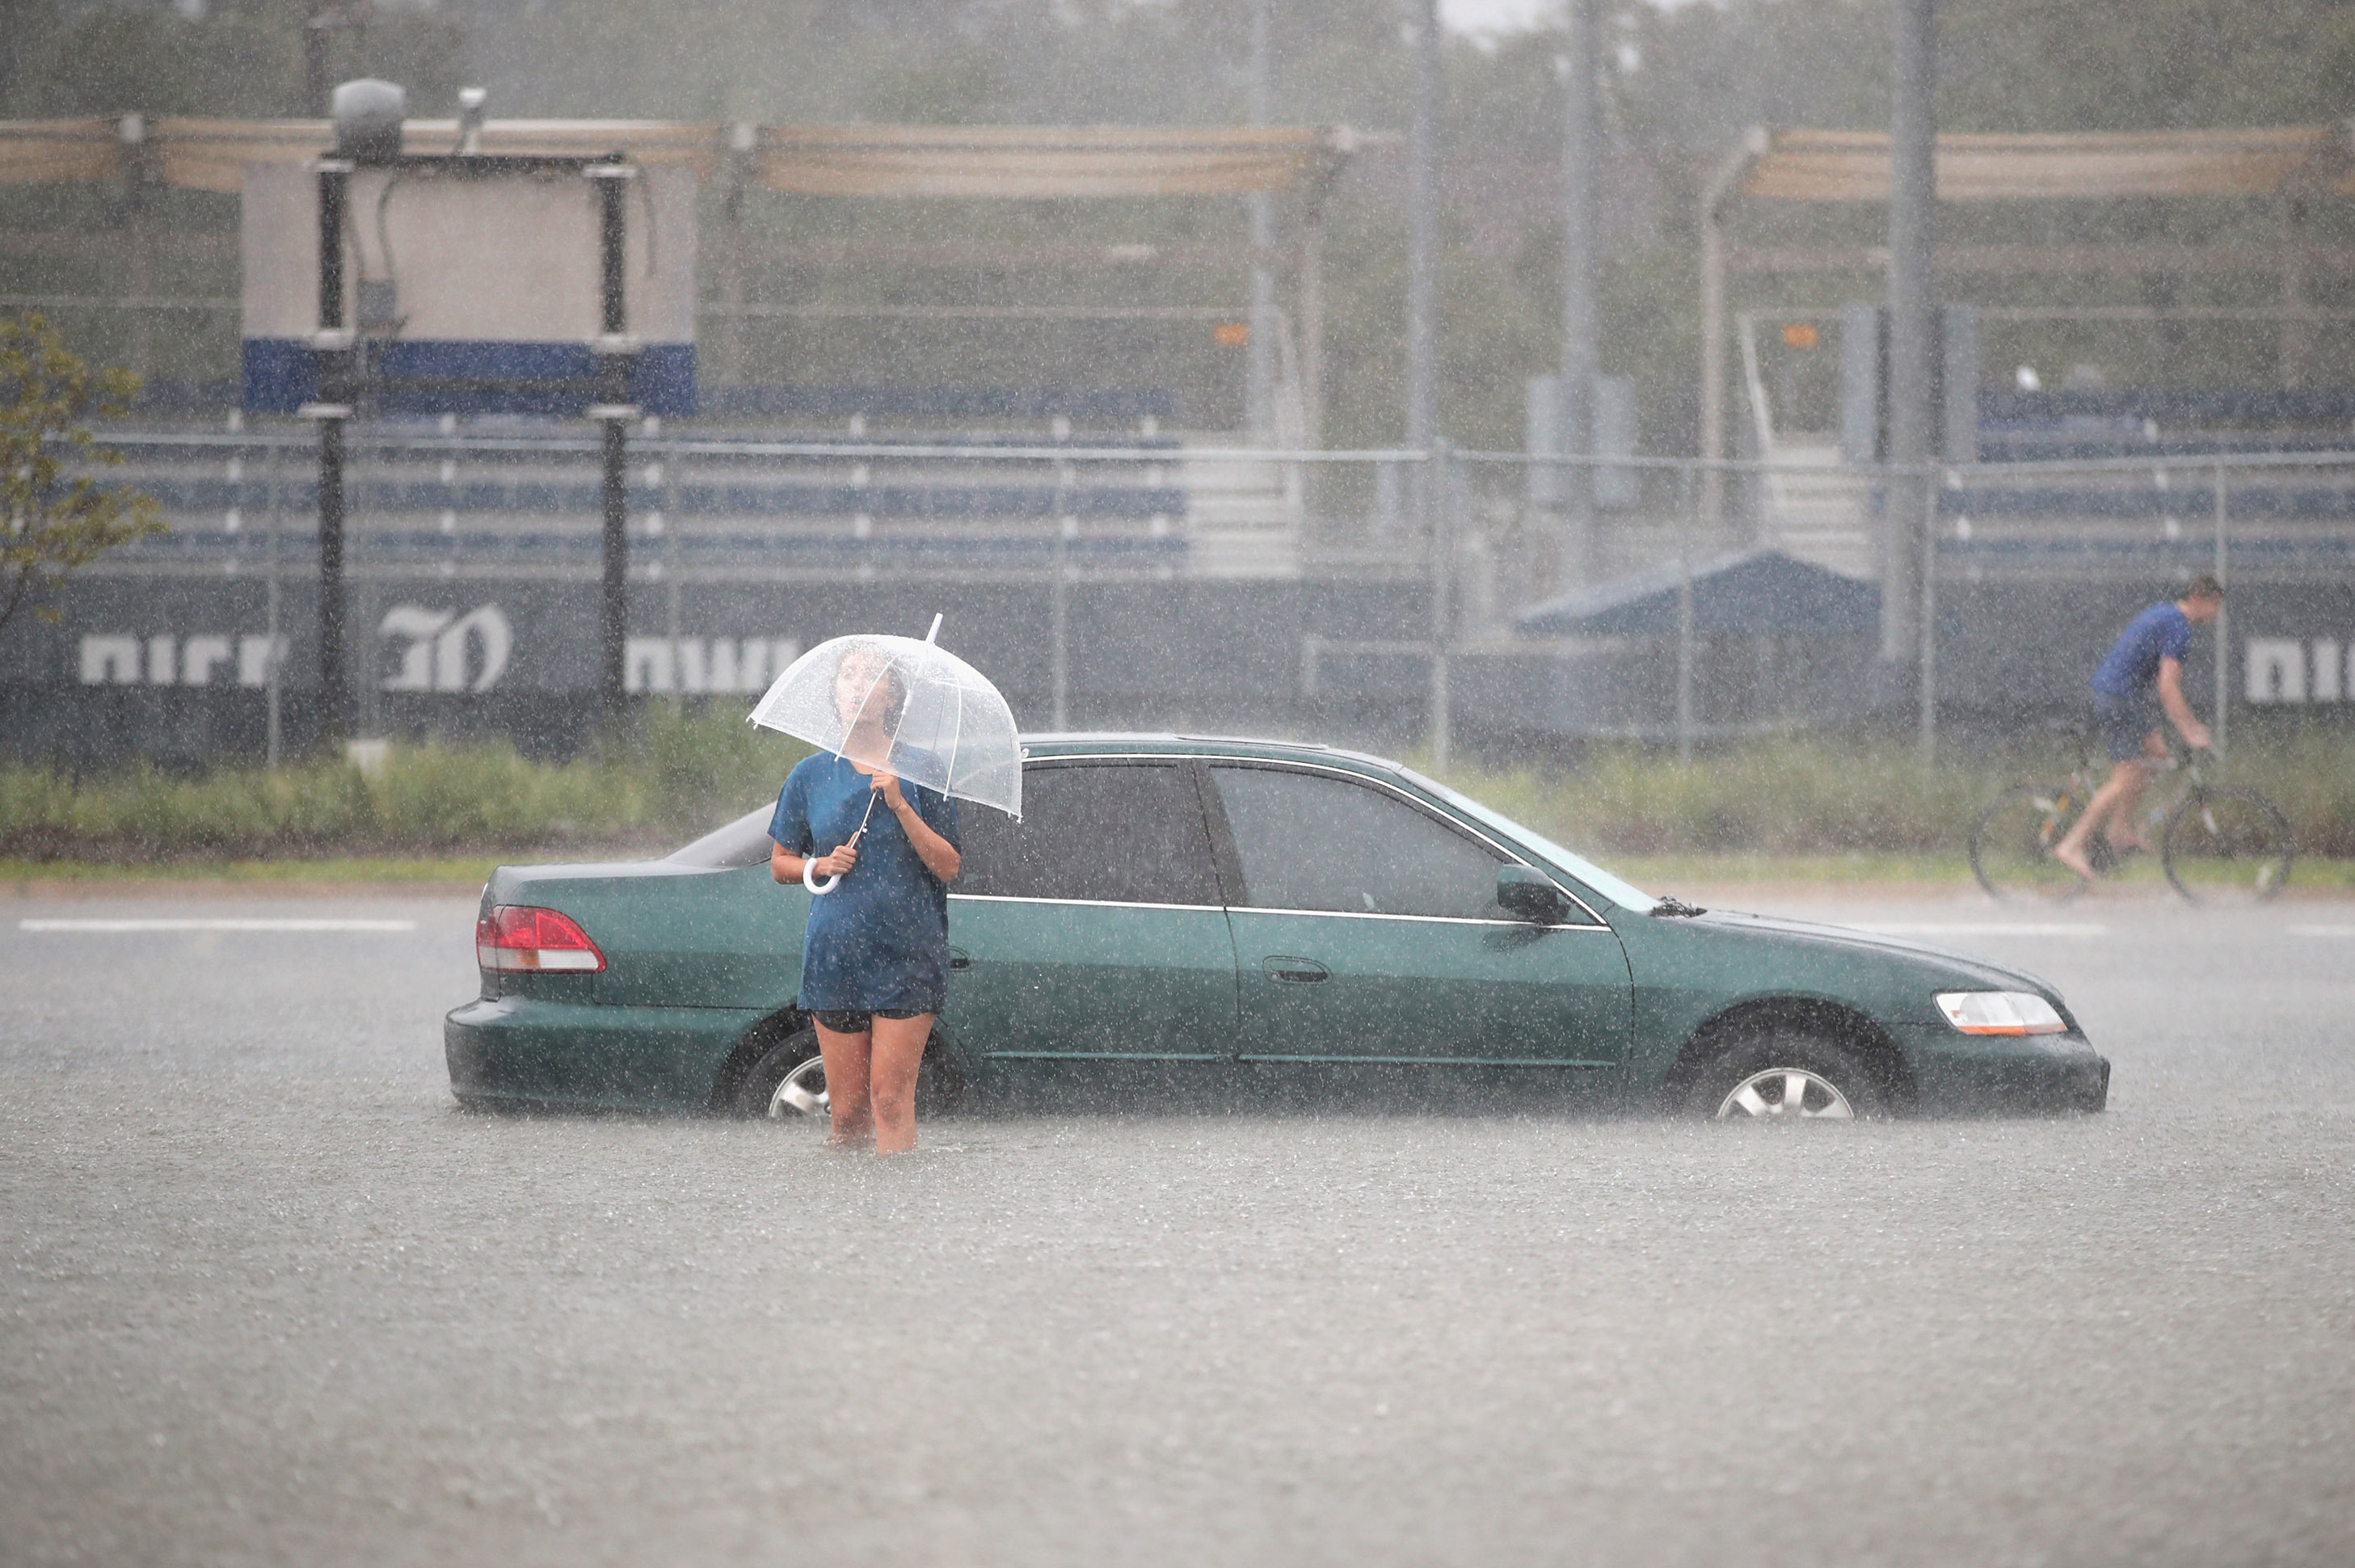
top-left (748, 615), bottom-right (1023, 893)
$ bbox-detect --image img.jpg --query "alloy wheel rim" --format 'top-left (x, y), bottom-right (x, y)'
top-left (1715, 1068), bottom-right (1856, 1120)
top-left (768, 1056), bottom-right (829, 1120)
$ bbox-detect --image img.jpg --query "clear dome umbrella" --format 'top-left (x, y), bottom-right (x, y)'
top-left (746, 616), bottom-right (1022, 894)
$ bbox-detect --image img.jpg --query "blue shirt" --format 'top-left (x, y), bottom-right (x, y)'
top-left (769, 752), bottom-right (961, 1013)
top-left (2091, 602), bottom-right (2194, 698)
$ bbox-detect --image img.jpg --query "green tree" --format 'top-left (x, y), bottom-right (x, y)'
top-left (0, 0), bottom-right (467, 120)
top-left (0, 314), bottom-right (165, 643)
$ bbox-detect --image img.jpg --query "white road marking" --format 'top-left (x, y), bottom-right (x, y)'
top-left (2287, 925), bottom-right (2355, 937)
top-left (1856, 922), bottom-right (2109, 938)
top-left (18, 918), bottom-right (419, 934)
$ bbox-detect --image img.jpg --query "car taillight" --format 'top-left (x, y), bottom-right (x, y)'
top-left (476, 905), bottom-right (607, 972)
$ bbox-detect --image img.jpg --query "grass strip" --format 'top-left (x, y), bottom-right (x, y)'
top-left (1606, 852), bottom-right (1975, 887)
top-left (6, 721), bottom-right (2349, 863)
top-left (0, 856), bottom-right (512, 887)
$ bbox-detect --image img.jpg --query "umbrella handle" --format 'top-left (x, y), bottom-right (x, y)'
top-left (802, 807), bottom-right (875, 896)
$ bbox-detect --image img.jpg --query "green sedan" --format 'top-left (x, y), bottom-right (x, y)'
top-left (444, 736), bottom-right (2109, 1121)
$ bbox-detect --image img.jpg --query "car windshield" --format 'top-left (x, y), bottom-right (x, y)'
top-left (666, 804), bottom-right (776, 869)
top-left (1394, 768), bottom-right (1654, 912)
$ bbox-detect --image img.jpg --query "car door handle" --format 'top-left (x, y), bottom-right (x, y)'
top-left (948, 947), bottom-right (973, 970)
top-left (1261, 956), bottom-right (1329, 983)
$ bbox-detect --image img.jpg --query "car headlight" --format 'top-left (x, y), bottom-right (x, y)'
top-left (1936, 991), bottom-right (2066, 1035)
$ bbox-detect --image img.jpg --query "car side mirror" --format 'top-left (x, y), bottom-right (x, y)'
top-left (1495, 866), bottom-right (1568, 924)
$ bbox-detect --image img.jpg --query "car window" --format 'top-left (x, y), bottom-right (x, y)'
top-left (1211, 765), bottom-right (1510, 920)
top-left (957, 763), bottom-right (1220, 905)
top-left (1399, 767), bottom-right (1649, 912)
top-left (667, 805), bottom-right (777, 869)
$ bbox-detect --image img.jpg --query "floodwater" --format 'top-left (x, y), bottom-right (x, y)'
top-left (3, 890), bottom-right (2352, 1566)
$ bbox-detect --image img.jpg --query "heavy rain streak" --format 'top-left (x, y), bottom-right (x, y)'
top-left (2, 2), bottom-right (2353, 1565)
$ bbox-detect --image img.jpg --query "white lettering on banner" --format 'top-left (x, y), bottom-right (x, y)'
top-left (79, 634), bottom-right (289, 687)
top-left (181, 636), bottom-right (234, 686)
top-left (2246, 639), bottom-right (2307, 703)
top-left (236, 636), bottom-right (287, 685)
top-left (85, 622), bottom-right (777, 694)
top-left (80, 636), bottom-right (138, 684)
top-left (377, 603), bottom-right (512, 693)
top-left (378, 606), bottom-right (449, 690)
top-left (2243, 636), bottom-right (2355, 705)
top-left (2314, 639), bottom-right (2344, 704)
top-left (625, 637), bottom-right (800, 695)
top-left (684, 639), bottom-right (743, 693)
top-left (626, 639), bottom-right (672, 693)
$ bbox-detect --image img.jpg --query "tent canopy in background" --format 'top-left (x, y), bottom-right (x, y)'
top-left (1515, 550), bottom-right (1881, 639)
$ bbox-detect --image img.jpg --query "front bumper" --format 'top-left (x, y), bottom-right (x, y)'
top-left (1896, 1022), bottom-right (2110, 1115)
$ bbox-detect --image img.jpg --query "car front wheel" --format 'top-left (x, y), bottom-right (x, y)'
top-left (1687, 1030), bottom-right (1884, 1121)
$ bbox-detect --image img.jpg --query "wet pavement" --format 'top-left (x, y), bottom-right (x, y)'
top-left (3, 887), bottom-right (2352, 1566)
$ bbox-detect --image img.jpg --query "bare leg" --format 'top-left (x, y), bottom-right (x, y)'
top-left (866, 1014), bottom-right (933, 1157)
top-left (2104, 732), bottom-right (2166, 852)
top-left (812, 1020), bottom-right (874, 1147)
top-left (2053, 754), bottom-right (2152, 880)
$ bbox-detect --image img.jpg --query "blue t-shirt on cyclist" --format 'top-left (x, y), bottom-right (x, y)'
top-left (2083, 579), bottom-right (2222, 767)
top-left (2091, 602), bottom-right (2193, 700)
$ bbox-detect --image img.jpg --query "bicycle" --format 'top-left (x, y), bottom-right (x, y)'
top-left (1969, 732), bottom-right (2294, 904)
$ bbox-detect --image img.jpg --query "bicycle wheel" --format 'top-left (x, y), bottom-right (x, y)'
top-left (1969, 782), bottom-right (2086, 900)
top-left (2163, 788), bottom-right (2294, 905)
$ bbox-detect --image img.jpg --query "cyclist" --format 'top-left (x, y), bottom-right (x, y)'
top-left (2051, 574), bottom-right (2224, 883)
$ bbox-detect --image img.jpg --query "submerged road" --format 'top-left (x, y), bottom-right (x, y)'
top-left (2, 886), bottom-right (2351, 1566)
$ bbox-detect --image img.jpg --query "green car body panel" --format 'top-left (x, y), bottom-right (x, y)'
top-left (444, 736), bottom-right (2108, 1117)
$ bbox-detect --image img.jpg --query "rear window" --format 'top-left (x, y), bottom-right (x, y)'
top-left (667, 805), bottom-right (777, 870)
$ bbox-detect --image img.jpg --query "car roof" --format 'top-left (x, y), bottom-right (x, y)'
top-left (1017, 732), bottom-right (1409, 776)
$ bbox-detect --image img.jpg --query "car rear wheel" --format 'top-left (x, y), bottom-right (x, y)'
top-left (731, 1023), bottom-right (966, 1121)
top-left (1688, 1031), bottom-right (1883, 1121)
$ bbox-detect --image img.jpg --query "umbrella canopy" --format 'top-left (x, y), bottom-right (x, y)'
top-left (747, 623), bottom-right (1022, 821)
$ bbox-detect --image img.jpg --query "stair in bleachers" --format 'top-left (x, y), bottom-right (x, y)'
top-left (1176, 448), bottom-right (1301, 579)
top-left (1753, 440), bottom-right (1878, 579)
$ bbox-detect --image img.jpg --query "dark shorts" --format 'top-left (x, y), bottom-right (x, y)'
top-left (2092, 690), bottom-right (2160, 763)
top-left (810, 1008), bottom-right (929, 1034)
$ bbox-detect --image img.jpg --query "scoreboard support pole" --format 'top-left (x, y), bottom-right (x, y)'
top-left (588, 160), bottom-right (641, 727)
top-left (306, 156), bottom-right (357, 746)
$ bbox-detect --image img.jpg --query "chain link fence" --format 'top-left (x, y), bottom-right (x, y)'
top-left (12, 425), bottom-right (2355, 768)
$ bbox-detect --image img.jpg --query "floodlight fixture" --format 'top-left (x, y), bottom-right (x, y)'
top-left (331, 79), bottom-right (406, 163)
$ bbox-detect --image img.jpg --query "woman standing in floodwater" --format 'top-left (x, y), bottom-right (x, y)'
top-left (767, 647), bottom-right (961, 1154)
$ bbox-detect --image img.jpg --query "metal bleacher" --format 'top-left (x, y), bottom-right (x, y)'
top-left (1757, 389), bottom-right (2355, 584)
top-left (99, 383), bottom-right (1311, 583)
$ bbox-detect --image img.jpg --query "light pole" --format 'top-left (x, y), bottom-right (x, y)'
top-left (1405, 0), bottom-right (1439, 463)
top-left (1247, 0), bottom-right (1276, 441)
top-left (1883, 0), bottom-right (1936, 674)
top-left (1558, 0), bottom-right (1599, 584)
